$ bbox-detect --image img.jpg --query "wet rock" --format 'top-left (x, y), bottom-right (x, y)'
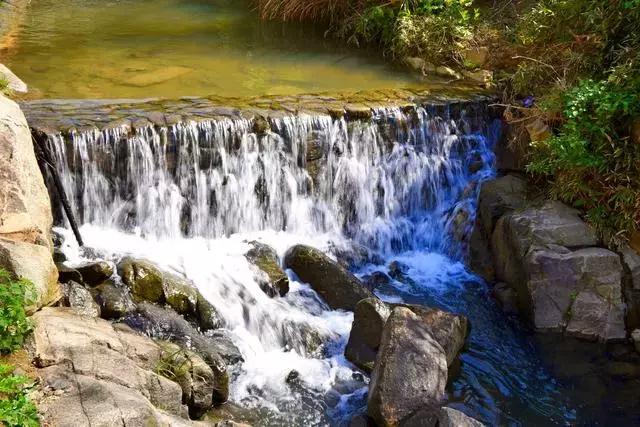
top-left (332, 242), bottom-right (384, 269)
top-left (118, 257), bottom-right (166, 304)
top-left (245, 241), bottom-right (289, 297)
top-left (164, 273), bottom-right (199, 317)
top-left (491, 282), bottom-right (518, 314)
top-left (403, 305), bottom-right (468, 366)
top-left (53, 248), bottom-right (67, 263)
top-left (350, 414), bottom-right (376, 427)
top-left (401, 407), bottom-right (485, 427)
top-left (345, 298), bottom-right (392, 373)
top-left (31, 308), bottom-right (192, 426)
top-left (75, 260), bottom-right (114, 286)
top-left (387, 261), bottom-right (412, 284)
top-left (345, 104), bottom-right (372, 120)
top-left (281, 320), bottom-right (325, 356)
top-left (204, 402), bottom-right (263, 426)
top-left (91, 280), bottom-right (136, 319)
top-left (367, 307), bottom-right (448, 427)
top-left (622, 246), bottom-right (640, 330)
top-left (56, 262), bottom-right (82, 283)
top-left (362, 271), bottom-right (392, 292)
top-left (284, 245), bottom-right (374, 311)
top-left (197, 294), bottom-right (224, 331)
top-left (124, 303), bottom-right (237, 403)
top-left (468, 218), bottom-right (494, 282)
top-left (61, 281), bottom-right (100, 318)
top-left (158, 341), bottom-right (215, 418)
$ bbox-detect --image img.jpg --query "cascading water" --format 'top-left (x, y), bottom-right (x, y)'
top-left (39, 101), bottom-right (577, 426)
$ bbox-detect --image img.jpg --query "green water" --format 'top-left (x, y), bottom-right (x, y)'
top-left (3, 0), bottom-right (425, 99)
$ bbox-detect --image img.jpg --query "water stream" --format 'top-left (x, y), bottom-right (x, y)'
top-left (40, 100), bottom-right (603, 426)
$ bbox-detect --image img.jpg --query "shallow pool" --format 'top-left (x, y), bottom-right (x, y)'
top-left (3, 0), bottom-right (426, 99)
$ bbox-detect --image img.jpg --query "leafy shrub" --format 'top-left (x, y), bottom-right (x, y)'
top-left (0, 364), bottom-right (39, 427)
top-left (528, 77), bottom-right (640, 244)
top-left (0, 270), bottom-right (36, 354)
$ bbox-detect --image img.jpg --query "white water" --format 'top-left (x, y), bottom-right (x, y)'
top-left (48, 104), bottom-right (500, 425)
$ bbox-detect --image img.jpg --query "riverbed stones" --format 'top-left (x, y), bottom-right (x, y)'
top-left (31, 307), bottom-right (196, 426)
top-left (367, 307), bottom-right (448, 427)
top-left (75, 260), bottom-right (114, 285)
top-left (284, 245), bottom-right (374, 311)
top-left (245, 241), bottom-right (289, 297)
top-left (61, 280), bottom-right (100, 318)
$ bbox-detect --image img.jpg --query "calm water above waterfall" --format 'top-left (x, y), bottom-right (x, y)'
top-left (40, 101), bottom-right (640, 426)
top-left (5, 0), bottom-right (427, 98)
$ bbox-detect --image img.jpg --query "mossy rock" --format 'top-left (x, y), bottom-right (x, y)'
top-left (76, 261), bottom-right (114, 286)
top-left (117, 257), bottom-right (165, 304)
top-left (197, 295), bottom-right (224, 331)
top-left (91, 280), bottom-right (136, 319)
top-left (245, 242), bottom-right (289, 297)
top-left (163, 273), bottom-right (198, 317)
top-left (283, 245), bottom-right (374, 311)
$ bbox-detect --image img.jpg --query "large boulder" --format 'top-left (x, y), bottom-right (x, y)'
top-left (30, 308), bottom-right (198, 426)
top-left (0, 238), bottom-right (59, 312)
top-left (284, 245), bottom-right (374, 311)
top-left (478, 175), bottom-right (527, 237)
top-left (367, 307), bottom-right (448, 427)
top-left (91, 280), bottom-right (136, 319)
top-left (0, 94), bottom-right (52, 250)
top-left (345, 299), bottom-right (467, 373)
top-left (245, 241), bottom-right (289, 297)
top-left (117, 257), bottom-right (165, 304)
top-left (492, 202), bottom-right (626, 341)
top-left (400, 407), bottom-right (485, 427)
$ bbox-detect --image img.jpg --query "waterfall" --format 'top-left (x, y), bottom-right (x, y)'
top-left (40, 100), bottom-right (501, 425)
top-left (43, 104), bottom-right (499, 258)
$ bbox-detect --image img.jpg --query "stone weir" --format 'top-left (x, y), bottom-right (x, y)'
top-left (21, 89), bottom-right (501, 255)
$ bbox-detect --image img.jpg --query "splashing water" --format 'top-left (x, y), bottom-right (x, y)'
top-left (45, 102), bottom-right (577, 425)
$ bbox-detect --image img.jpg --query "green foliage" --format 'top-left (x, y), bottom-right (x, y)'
top-left (347, 0), bottom-right (479, 65)
top-left (0, 270), bottom-right (36, 354)
top-left (528, 77), bottom-right (640, 243)
top-left (0, 364), bottom-right (39, 427)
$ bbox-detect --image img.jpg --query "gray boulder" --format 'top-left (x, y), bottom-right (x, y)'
top-left (400, 407), bottom-right (485, 427)
top-left (367, 307), bottom-right (448, 427)
top-left (478, 174), bottom-right (527, 236)
top-left (245, 241), bottom-right (289, 297)
top-left (345, 299), bottom-right (467, 373)
top-left (61, 281), bottom-right (100, 317)
top-left (284, 245), bottom-right (374, 311)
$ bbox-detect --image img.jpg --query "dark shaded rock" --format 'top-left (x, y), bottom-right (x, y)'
top-left (284, 245), bottom-right (374, 311)
top-left (245, 241), bottom-right (289, 297)
top-left (53, 249), bottom-right (67, 263)
top-left (400, 407), bottom-right (485, 427)
top-left (350, 414), bottom-right (376, 427)
top-left (56, 263), bottom-right (82, 284)
top-left (118, 257), bottom-right (165, 304)
top-left (362, 271), bottom-right (392, 293)
top-left (468, 218), bottom-right (494, 282)
top-left (491, 282), bottom-right (518, 314)
top-left (61, 280), bottom-right (100, 318)
top-left (367, 307), bottom-right (447, 427)
top-left (281, 320), bottom-right (325, 356)
top-left (478, 174), bottom-right (527, 236)
top-left (75, 261), bottom-right (114, 286)
top-left (197, 295), bottom-right (224, 331)
top-left (345, 298), bottom-right (392, 373)
top-left (91, 281), bottom-right (136, 319)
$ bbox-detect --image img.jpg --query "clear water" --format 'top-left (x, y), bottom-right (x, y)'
top-left (44, 104), bottom-right (640, 426)
top-left (3, 0), bottom-right (425, 99)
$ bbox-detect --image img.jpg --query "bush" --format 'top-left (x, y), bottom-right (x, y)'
top-left (0, 364), bottom-right (39, 427)
top-left (0, 269), bottom-right (36, 354)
